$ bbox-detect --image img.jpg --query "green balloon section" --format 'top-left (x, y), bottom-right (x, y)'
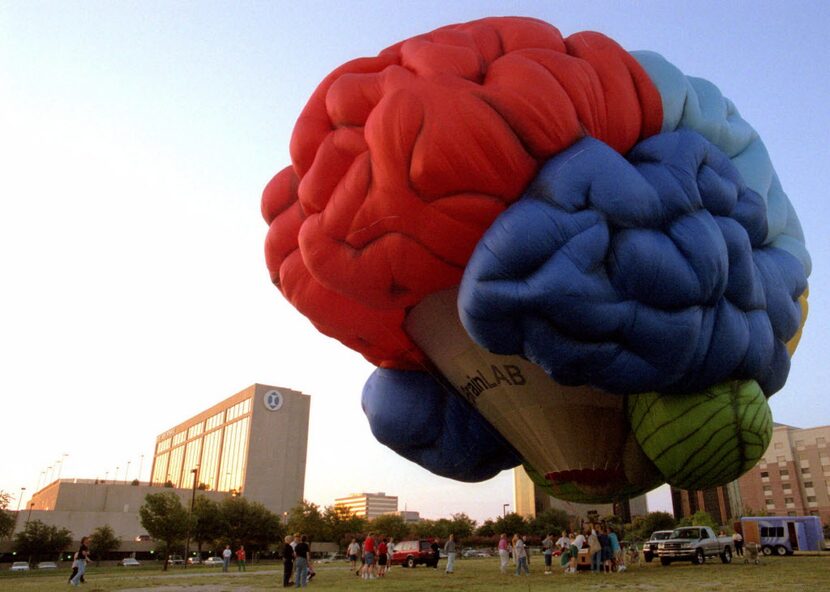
top-left (627, 380), bottom-right (773, 490)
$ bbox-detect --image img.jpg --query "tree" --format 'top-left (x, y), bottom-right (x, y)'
top-left (285, 500), bottom-right (327, 542)
top-left (89, 524), bottom-right (121, 566)
top-left (678, 510), bottom-right (718, 530)
top-left (370, 514), bottom-right (410, 541)
top-left (528, 508), bottom-right (570, 538)
top-left (324, 505), bottom-right (367, 548)
top-left (139, 492), bottom-right (189, 570)
top-left (13, 520), bottom-right (72, 563)
top-left (475, 519), bottom-right (497, 538)
top-left (630, 511), bottom-right (677, 540)
top-left (191, 496), bottom-right (224, 555)
top-left (0, 491), bottom-right (16, 540)
top-left (220, 496), bottom-right (283, 555)
top-left (449, 513), bottom-right (477, 539)
top-left (493, 512), bottom-right (528, 536)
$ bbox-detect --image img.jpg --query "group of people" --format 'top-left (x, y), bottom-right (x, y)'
top-left (497, 523), bottom-right (626, 576)
top-left (347, 533), bottom-right (394, 579)
top-left (221, 544), bottom-right (247, 572)
top-left (282, 533), bottom-right (316, 588)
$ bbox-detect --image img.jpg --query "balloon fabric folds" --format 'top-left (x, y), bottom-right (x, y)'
top-left (262, 17), bottom-right (810, 502)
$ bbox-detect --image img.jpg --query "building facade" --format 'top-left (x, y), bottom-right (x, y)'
top-left (334, 492), bottom-right (398, 519)
top-left (149, 383), bottom-right (310, 514)
top-left (670, 481), bottom-right (742, 525)
top-left (737, 423), bottom-right (830, 524)
top-left (513, 467), bottom-right (648, 524)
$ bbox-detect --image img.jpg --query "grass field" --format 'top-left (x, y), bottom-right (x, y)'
top-left (1, 555), bottom-right (829, 591)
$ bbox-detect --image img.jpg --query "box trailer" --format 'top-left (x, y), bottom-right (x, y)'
top-left (737, 516), bottom-right (824, 555)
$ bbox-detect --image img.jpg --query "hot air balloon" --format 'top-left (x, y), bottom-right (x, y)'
top-left (262, 17), bottom-right (810, 502)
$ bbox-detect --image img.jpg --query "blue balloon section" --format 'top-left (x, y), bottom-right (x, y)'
top-left (459, 131), bottom-right (807, 397)
top-left (362, 367), bottom-right (521, 481)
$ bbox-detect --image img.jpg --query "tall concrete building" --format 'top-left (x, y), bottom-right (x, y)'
top-left (737, 423), bottom-right (830, 524)
top-left (513, 467), bottom-right (648, 524)
top-left (150, 383), bottom-right (310, 515)
top-left (670, 482), bottom-right (742, 525)
top-left (334, 492), bottom-right (398, 519)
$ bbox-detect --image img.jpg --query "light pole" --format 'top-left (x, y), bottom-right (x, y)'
top-left (15, 487), bottom-right (26, 513)
top-left (184, 466), bottom-right (199, 569)
top-left (56, 453), bottom-right (68, 480)
top-left (502, 503), bottom-right (510, 517)
top-left (115, 466), bottom-right (120, 482)
top-left (126, 460), bottom-right (132, 482)
top-left (138, 454), bottom-right (144, 484)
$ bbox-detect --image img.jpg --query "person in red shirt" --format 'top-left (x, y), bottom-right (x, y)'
top-left (235, 545), bottom-right (246, 571)
top-left (377, 538), bottom-right (388, 577)
top-left (361, 533), bottom-right (376, 579)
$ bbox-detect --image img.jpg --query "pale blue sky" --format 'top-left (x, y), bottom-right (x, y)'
top-left (1, 1), bottom-right (827, 522)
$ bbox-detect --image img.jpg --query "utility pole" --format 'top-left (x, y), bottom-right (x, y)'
top-left (184, 466), bottom-right (199, 568)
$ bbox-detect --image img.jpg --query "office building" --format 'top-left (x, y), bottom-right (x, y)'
top-left (670, 482), bottom-right (742, 525)
top-left (513, 467), bottom-right (648, 524)
top-left (150, 383), bottom-right (310, 514)
top-left (737, 423), bottom-right (830, 524)
top-left (335, 492), bottom-right (398, 519)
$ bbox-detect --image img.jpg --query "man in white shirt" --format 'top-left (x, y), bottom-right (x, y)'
top-left (222, 545), bottom-right (232, 573)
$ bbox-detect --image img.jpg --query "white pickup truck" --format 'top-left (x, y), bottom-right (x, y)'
top-left (656, 526), bottom-right (733, 566)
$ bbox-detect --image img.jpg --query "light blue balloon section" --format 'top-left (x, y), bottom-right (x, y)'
top-left (459, 131), bottom-right (807, 397)
top-left (632, 51), bottom-right (811, 277)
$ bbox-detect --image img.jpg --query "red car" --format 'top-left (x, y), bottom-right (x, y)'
top-left (390, 540), bottom-right (439, 568)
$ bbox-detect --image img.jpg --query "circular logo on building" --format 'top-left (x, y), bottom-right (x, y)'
top-left (263, 389), bottom-right (284, 411)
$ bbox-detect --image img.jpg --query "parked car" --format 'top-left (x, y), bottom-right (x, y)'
top-left (187, 557), bottom-right (202, 565)
top-left (36, 561), bottom-right (58, 569)
top-left (135, 534), bottom-right (151, 541)
top-left (657, 526), bottom-right (733, 566)
top-left (10, 562), bottom-right (30, 571)
top-left (120, 557), bottom-right (141, 567)
top-left (167, 555), bottom-right (185, 565)
top-left (390, 540), bottom-right (438, 568)
top-left (316, 553), bottom-right (348, 563)
top-left (462, 548), bottom-right (491, 558)
top-left (642, 530), bottom-right (674, 562)
top-left (203, 556), bottom-right (224, 567)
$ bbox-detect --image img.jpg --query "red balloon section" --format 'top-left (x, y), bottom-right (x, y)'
top-left (262, 17), bottom-right (663, 369)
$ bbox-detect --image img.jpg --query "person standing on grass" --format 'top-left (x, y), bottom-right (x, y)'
top-left (498, 533), bottom-right (509, 573)
top-left (542, 532), bottom-right (554, 574)
top-left (69, 536), bottom-right (91, 586)
top-left (222, 544), bottom-right (232, 572)
top-left (377, 537), bottom-right (388, 577)
top-left (733, 531), bottom-right (744, 556)
top-left (282, 535), bottom-right (295, 587)
top-left (236, 544), bottom-right (246, 571)
top-left (444, 534), bottom-right (457, 573)
top-left (608, 526), bottom-right (623, 571)
top-left (514, 534), bottom-right (529, 576)
top-left (361, 532), bottom-right (376, 579)
top-left (293, 535), bottom-right (311, 588)
top-left (347, 537), bottom-right (361, 572)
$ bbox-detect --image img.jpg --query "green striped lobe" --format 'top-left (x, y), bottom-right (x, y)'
top-left (626, 380), bottom-right (772, 490)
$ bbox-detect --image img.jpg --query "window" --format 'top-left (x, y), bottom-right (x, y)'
top-left (156, 438), bottom-right (171, 453)
top-left (804, 481), bottom-right (814, 488)
top-left (777, 455), bottom-right (786, 463)
top-left (817, 437), bottom-right (826, 445)
top-left (784, 497), bottom-right (794, 504)
top-left (227, 398), bottom-right (251, 422)
top-left (763, 485), bottom-right (772, 493)
top-left (187, 422), bottom-right (203, 439)
top-left (774, 442), bottom-right (783, 449)
top-left (173, 431), bottom-right (186, 446)
top-left (206, 411), bottom-right (224, 431)
top-left (788, 512), bottom-right (797, 517)
top-left (760, 471), bottom-right (769, 478)
top-left (780, 469), bottom-right (789, 478)
top-left (795, 440), bottom-right (804, 447)
top-left (802, 468), bottom-right (811, 474)
top-left (760, 526), bottom-right (785, 537)
top-left (765, 500), bottom-right (775, 507)
top-left (820, 453), bottom-right (830, 466)
top-left (807, 496), bottom-right (817, 502)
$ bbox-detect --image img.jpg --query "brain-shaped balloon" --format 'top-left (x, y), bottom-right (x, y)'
top-left (262, 17), bottom-right (810, 502)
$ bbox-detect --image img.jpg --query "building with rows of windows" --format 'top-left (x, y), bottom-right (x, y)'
top-left (737, 423), bottom-right (830, 524)
top-left (334, 492), bottom-right (399, 519)
top-left (150, 383), bottom-right (310, 514)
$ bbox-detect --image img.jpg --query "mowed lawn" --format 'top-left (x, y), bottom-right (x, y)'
top-left (1, 555), bottom-right (828, 591)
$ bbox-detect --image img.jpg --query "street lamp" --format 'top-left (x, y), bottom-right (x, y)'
top-left (138, 454), bottom-right (144, 484)
top-left (15, 487), bottom-right (26, 513)
top-left (184, 466), bottom-right (200, 569)
top-left (502, 503), bottom-right (510, 517)
top-left (56, 453), bottom-right (68, 480)
top-left (126, 460), bottom-right (132, 482)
